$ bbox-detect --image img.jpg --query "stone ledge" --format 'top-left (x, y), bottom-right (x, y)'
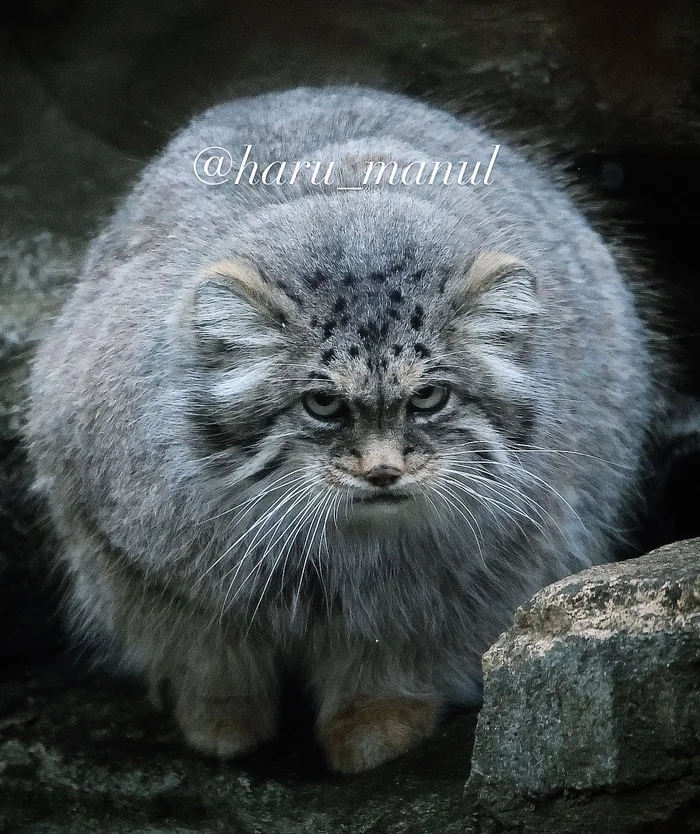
top-left (465, 538), bottom-right (700, 833)
top-left (0, 664), bottom-right (478, 833)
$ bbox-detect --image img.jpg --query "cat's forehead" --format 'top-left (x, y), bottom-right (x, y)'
top-left (242, 189), bottom-right (461, 319)
top-left (289, 257), bottom-right (451, 396)
top-left (235, 192), bottom-right (466, 391)
top-left (306, 272), bottom-right (437, 355)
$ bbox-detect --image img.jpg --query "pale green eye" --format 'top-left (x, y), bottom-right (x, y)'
top-left (302, 391), bottom-right (347, 421)
top-left (409, 384), bottom-right (450, 414)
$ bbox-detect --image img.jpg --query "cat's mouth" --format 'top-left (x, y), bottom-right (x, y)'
top-left (355, 492), bottom-right (411, 504)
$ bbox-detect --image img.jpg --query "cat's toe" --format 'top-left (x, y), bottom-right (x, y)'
top-left (183, 721), bottom-right (257, 759)
top-left (176, 695), bottom-right (276, 760)
top-left (319, 697), bottom-right (439, 773)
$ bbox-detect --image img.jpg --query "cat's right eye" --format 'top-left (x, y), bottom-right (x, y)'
top-left (302, 391), bottom-right (347, 421)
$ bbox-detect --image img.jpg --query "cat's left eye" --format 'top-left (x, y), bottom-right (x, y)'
top-left (409, 384), bottom-right (450, 415)
top-left (302, 391), bottom-right (347, 421)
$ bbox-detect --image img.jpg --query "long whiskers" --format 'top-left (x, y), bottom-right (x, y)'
top-left (428, 479), bottom-right (487, 569)
top-left (219, 481), bottom-right (319, 615)
top-left (195, 469), bottom-right (312, 586)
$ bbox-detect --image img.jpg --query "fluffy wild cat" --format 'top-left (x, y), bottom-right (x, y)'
top-left (26, 86), bottom-right (664, 772)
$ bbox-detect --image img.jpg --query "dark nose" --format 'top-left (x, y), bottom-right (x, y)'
top-left (364, 465), bottom-right (402, 487)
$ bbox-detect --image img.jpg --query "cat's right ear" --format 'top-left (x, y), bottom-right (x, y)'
top-left (442, 252), bottom-right (542, 363)
top-left (446, 252), bottom-right (541, 320)
top-left (186, 259), bottom-right (296, 356)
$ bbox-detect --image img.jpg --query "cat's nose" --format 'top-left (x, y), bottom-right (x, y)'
top-left (364, 464), bottom-right (402, 487)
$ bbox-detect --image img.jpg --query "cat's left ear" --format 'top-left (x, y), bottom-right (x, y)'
top-left (445, 252), bottom-right (541, 328)
top-left (184, 258), bottom-right (298, 359)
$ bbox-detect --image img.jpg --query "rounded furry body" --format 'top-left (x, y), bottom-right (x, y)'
top-left (26, 87), bottom-right (665, 771)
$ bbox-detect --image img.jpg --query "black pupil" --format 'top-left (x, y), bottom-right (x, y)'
top-left (417, 387), bottom-right (434, 399)
top-left (314, 393), bottom-right (336, 407)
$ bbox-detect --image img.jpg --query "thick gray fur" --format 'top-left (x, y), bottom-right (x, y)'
top-left (25, 86), bottom-right (668, 769)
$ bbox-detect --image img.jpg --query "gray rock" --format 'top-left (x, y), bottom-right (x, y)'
top-left (465, 538), bottom-right (700, 833)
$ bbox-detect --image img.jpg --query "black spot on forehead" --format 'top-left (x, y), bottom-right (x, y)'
top-left (348, 345), bottom-right (360, 358)
top-left (392, 344), bottom-right (403, 356)
top-left (355, 254), bottom-right (417, 287)
top-left (361, 316), bottom-right (389, 337)
top-left (333, 297), bottom-right (347, 313)
top-left (304, 270), bottom-right (331, 290)
top-left (414, 343), bottom-right (431, 358)
top-left (321, 348), bottom-right (336, 364)
top-left (389, 288), bottom-right (403, 303)
top-left (410, 304), bottom-right (424, 330)
top-left (321, 319), bottom-right (337, 340)
top-left (357, 322), bottom-right (373, 344)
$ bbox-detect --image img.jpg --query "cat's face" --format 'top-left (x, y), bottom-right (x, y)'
top-left (186, 193), bottom-right (542, 536)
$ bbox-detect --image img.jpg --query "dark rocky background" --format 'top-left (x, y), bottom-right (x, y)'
top-left (1, 1), bottom-right (699, 831)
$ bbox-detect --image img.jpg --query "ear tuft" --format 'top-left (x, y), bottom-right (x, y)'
top-left (190, 259), bottom-right (295, 356)
top-left (198, 259), bottom-right (296, 322)
top-left (447, 252), bottom-right (540, 321)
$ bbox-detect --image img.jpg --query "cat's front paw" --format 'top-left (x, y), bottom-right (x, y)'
top-left (319, 697), bottom-right (440, 773)
top-left (175, 694), bottom-right (277, 759)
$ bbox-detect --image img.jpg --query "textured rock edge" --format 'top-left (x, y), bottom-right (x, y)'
top-left (464, 538), bottom-right (700, 833)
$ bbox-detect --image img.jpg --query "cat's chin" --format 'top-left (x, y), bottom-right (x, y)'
top-left (338, 492), bottom-right (424, 529)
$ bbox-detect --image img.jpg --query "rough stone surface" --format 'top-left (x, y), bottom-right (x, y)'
top-left (0, 661), bottom-right (477, 833)
top-left (465, 538), bottom-right (700, 833)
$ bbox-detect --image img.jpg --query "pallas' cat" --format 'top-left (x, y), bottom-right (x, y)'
top-left (26, 87), bottom-right (664, 772)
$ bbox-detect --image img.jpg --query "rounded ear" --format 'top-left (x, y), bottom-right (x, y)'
top-left (446, 252), bottom-right (541, 322)
top-left (189, 259), bottom-right (297, 356)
